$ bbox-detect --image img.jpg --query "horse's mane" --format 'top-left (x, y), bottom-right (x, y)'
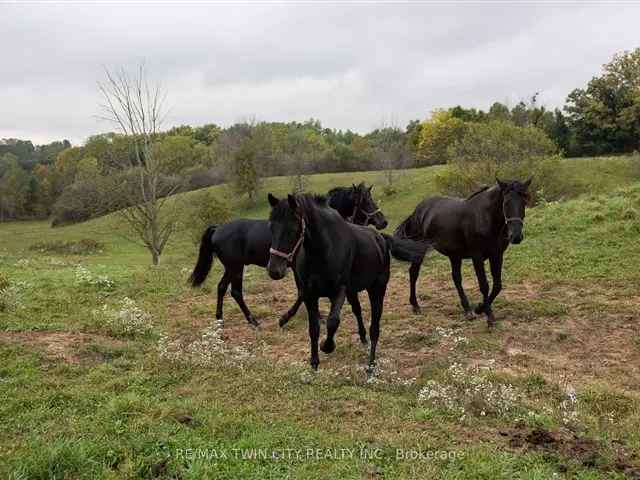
top-left (465, 185), bottom-right (491, 201)
top-left (328, 182), bottom-right (365, 198)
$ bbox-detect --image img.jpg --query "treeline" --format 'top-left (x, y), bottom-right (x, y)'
top-left (1, 48), bottom-right (639, 224)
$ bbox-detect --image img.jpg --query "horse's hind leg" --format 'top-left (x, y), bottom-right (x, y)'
top-left (450, 257), bottom-right (473, 320)
top-left (215, 269), bottom-right (232, 328)
top-left (279, 272), bottom-right (304, 327)
top-left (347, 290), bottom-right (367, 345)
top-left (320, 287), bottom-right (346, 354)
top-left (367, 282), bottom-right (387, 372)
top-left (279, 294), bottom-right (303, 327)
top-left (409, 258), bottom-right (424, 314)
top-left (229, 266), bottom-right (259, 327)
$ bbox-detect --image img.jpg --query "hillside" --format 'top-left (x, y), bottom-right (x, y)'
top-left (1, 156), bottom-right (639, 478)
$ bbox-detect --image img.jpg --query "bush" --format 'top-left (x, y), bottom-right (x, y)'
top-left (631, 151), bottom-right (640, 179)
top-left (435, 121), bottom-right (566, 203)
top-left (29, 239), bottom-right (104, 255)
top-left (183, 190), bottom-right (232, 244)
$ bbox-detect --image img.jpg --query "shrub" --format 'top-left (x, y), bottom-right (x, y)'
top-left (29, 239), bottom-right (104, 255)
top-left (435, 121), bottom-right (567, 203)
top-left (631, 151), bottom-right (640, 178)
top-left (416, 110), bottom-right (467, 167)
top-left (183, 190), bottom-right (232, 244)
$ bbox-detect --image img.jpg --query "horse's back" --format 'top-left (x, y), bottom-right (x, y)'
top-left (414, 196), bottom-right (475, 256)
top-left (212, 219), bottom-right (270, 267)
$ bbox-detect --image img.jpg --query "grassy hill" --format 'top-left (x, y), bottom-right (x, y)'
top-left (1, 156), bottom-right (639, 479)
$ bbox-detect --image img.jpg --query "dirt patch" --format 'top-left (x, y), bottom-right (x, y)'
top-left (0, 331), bottom-right (122, 364)
top-left (501, 427), bottom-right (640, 478)
top-left (174, 270), bottom-right (640, 387)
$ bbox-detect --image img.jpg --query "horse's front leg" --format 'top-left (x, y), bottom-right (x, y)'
top-left (320, 286), bottom-right (347, 354)
top-left (304, 295), bottom-right (321, 370)
top-left (472, 256), bottom-right (495, 328)
top-left (475, 254), bottom-right (503, 319)
top-left (230, 267), bottom-right (259, 327)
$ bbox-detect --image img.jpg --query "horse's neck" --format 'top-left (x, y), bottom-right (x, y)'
top-left (475, 187), bottom-right (506, 235)
top-left (328, 189), bottom-right (354, 219)
top-left (303, 204), bottom-right (339, 252)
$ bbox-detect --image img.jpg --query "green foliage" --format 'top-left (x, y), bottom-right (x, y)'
top-left (565, 48), bottom-right (640, 155)
top-left (416, 110), bottom-right (466, 167)
top-left (230, 143), bottom-right (261, 202)
top-left (184, 190), bottom-right (232, 244)
top-left (435, 121), bottom-right (562, 202)
top-left (29, 239), bottom-right (104, 255)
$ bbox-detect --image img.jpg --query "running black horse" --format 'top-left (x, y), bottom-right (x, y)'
top-left (189, 183), bottom-right (387, 327)
top-left (395, 178), bottom-right (532, 327)
top-left (267, 193), bottom-right (427, 370)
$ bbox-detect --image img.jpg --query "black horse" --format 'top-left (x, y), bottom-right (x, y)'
top-left (189, 183), bottom-right (387, 327)
top-left (395, 178), bottom-right (532, 327)
top-left (267, 193), bottom-right (427, 370)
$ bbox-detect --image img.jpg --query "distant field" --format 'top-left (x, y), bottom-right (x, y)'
top-left (1, 156), bottom-right (639, 479)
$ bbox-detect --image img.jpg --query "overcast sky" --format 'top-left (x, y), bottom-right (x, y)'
top-left (1, 2), bottom-right (639, 145)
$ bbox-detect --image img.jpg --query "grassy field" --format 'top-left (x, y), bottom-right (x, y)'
top-left (1, 156), bottom-right (639, 479)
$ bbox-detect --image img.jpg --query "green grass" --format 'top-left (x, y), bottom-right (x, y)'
top-left (1, 155), bottom-right (639, 478)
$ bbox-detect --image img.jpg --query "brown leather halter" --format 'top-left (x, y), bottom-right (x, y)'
top-left (269, 217), bottom-right (306, 263)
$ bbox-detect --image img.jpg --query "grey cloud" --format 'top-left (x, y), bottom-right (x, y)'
top-left (1, 3), bottom-right (638, 144)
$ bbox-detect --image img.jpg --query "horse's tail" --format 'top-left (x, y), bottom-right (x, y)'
top-left (189, 225), bottom-right (218, 287)
top-left (394, 211), bottom-right (422, 240)
top-left (382, 234), bottom-right (431, 264)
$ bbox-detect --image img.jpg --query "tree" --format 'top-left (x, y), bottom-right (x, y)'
top-left (416, 110), bottom-right (466, 166)
top-left (0, 156), bottom-right (30, 221)
top-left (435, 120), bottom-right (559, 201)
top-left (565, 48), bottom-right (640, 155)
top-left (98, 63), bottom-right (176, 265)
top-left (231, 143), bottom-right (261, 202)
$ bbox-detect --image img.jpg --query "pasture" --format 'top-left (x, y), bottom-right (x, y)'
top-left (1, 156), bottom-right (640, 479)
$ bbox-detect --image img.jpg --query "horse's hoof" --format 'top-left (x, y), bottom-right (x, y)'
top-left (487, 315), bottom-right (497, 330)
top-left (216, 319), bottom-right (224, 329)
top-left (319, 315), bottom-right (327, 325)
top-left (247, 316), bottom-right (260, 328)
top-left (320, 339), bottom-right (336, 354)
top-left (475, 303), bottom-right (485, 315)
top-left (359, 335), bottom-right (368, 346)
top-left (464, 311), bottom-right (475, 321)
top-left (279, 315), bottom-right (290, 328)
top-left (411, 304), bottom-right (422, 315)
top-left (366, 363), bottom-right (377, 376)
top-left (310, 360), bottom-right (319, 371)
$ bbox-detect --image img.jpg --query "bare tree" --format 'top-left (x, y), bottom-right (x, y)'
top-left (98, 63), bottom-right (176, 265)
top-left (372, 120), bottom-right (411, 196)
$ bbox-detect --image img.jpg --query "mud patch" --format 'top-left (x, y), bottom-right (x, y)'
top-left (501, 427), bottom-right (640, 478)
top-left (0, 331), bottom-right (123, 364)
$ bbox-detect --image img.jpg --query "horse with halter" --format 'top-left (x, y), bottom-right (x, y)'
top-left (395, 178), bottom-right (532, 327)
top-left (189, 183), bottom-right (387, 328)
top-left (267, 193), bottom-right (427, 370)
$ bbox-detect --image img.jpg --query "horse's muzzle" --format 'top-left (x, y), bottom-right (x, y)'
top-left (267, 259), bottom-right (287, 280)
top-left (510, 233), bottom-right (524, 245)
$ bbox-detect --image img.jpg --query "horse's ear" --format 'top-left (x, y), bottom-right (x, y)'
top-left (523, 177), bottom-right (533, 189)
top-left (368, 185), bottom-right (373, 192)
top-left (268, 193), bottom-right (279, 207)
top-left (496, 177), bottom-right (508, 190)
top-left (352, 183), bottom-right (357, 190)
top-left (287, 194), bottom-right (297, 211)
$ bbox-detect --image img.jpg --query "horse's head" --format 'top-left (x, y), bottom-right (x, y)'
top-left (351, 183), bottom-right (388, 230)
top-left (497, 177), bottom-right (532, 245)
top-left (266, 193), bottom-right (305, 280)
